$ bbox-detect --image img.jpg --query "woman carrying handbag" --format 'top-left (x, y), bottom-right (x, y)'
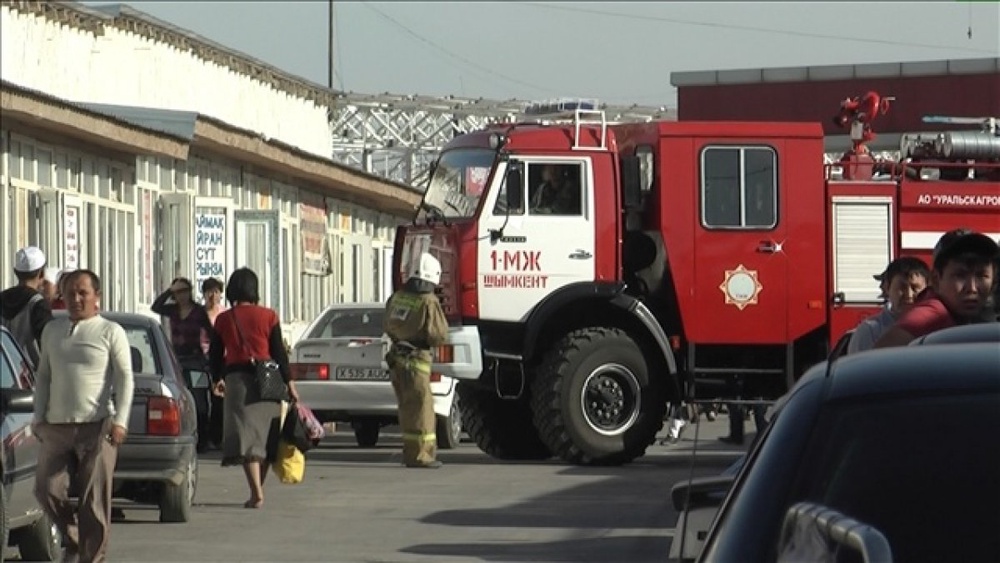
top-left (208, 267), bottom-right (299, 509)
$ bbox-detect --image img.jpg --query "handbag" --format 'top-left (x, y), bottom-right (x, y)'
top-left (282, 401), bottom-right (326, 453)
top-left (231, 307), bottom-right (289, 403)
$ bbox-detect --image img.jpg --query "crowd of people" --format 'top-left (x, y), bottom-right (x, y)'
top-left (2, 244), bottom-right (451, 562)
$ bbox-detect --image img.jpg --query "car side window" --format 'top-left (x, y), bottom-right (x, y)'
top-left (527, 162), bottom-right (584, 216)
top-left (0, 332), bottom-right (30, 389)
top-left (124, 326), bottom-right (158, 374)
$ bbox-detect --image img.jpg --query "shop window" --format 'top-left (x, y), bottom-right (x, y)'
top-left (211, 167), bottom-right (222, 197)
top-left (9, 141), bottom-right (22, 179)
top-left (81, 159), bottom-right (94, 194)
top-left (199, 163), bottom-right (211, 195)
top-left (55, 152), bottom-right (68, 188)
top-left (22, 144), bottom-right (35, 182)
top-left (36, 149), bottom-right (52, 186)
top-left (98, 162), bottom-right (111, 200)
top-left (156, 157), bottom-right (172, 191)
top-left (110, 167), bottom-right (123, 203)
top-left (174, 160), bottom-right (187, 191)
top-left (68, 157), bottom-right (81, 191)
top-left (147, 157), bottom-right (158, 186)
top-left (327, 202), bottom-right (338, 230)
top-left (124, 168), bottom-right (136, 205)
top-left (700, 146), bottom-right (778, 230)
top-left (136, 156), bottom-right (147, 183)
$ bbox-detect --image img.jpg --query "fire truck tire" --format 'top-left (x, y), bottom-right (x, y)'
top-left (531, 327), bottom-right (666, 465)
top-left (456, 382), bottom-right (552, 461)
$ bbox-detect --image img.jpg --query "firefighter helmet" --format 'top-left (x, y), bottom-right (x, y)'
top-left (411, 252), bottom-right (442, 286)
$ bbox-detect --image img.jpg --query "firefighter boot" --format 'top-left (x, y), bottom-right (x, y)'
top-left (392, 355), bottom-right (439, 467)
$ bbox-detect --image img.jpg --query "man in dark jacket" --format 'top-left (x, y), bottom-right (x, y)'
top-left (1, 246), bottom-right (54, 367)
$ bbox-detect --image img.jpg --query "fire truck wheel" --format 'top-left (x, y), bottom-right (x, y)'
top-left (531, 327), bottom-right (666, 465)
top-left (456, 382), bottom-right (552, 460)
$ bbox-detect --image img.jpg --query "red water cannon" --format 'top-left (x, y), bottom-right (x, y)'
top-left (833, 91), bottom-right (894, 155)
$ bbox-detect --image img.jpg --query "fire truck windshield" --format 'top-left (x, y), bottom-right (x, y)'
top-left (419, 148), bottom-right (495, 220)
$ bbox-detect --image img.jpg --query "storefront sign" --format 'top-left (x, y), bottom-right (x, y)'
top-left (300, 202), bottom-right (331, 275)
top-left (64, 205), bottom-right (80, 270)
top-left (194, 212), bottom-right (226, 294)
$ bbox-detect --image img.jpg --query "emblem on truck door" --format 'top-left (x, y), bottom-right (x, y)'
top-left (720, 264), bottom-right (763, 310)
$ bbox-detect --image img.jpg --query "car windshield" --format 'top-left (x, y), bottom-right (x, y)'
top-left (419, 148), bottom-right (495, 220)
top-left (307, 308), bottom-right (385, 339)
top-left (785, 393), bottom-right (1000, 562)
top-left (120, 324), bottom-right (160, 374)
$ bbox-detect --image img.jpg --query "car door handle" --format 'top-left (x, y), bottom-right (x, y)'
top-left (569, 249), bottom-right (593, 260)
top-left (757, 240), bottom-right (782, 254)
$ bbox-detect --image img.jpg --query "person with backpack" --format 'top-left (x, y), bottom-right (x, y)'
top-left (1, 246), bottom-right (54, 367)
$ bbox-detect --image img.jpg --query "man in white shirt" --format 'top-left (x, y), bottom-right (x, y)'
top-left (32, 269), bottom-right (134, 563)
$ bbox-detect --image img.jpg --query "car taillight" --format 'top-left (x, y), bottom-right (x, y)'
top-left (430, 372), bottom-right (442, 382)
top-left (434, 344), bottom-right (454, 363)
top-left (148, 397), bottom-right (181, 436)
top-left (291, 363), bottom-right (329, 381)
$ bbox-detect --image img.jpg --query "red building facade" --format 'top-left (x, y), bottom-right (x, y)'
top-left (671, 58), bottom-right (999, 150)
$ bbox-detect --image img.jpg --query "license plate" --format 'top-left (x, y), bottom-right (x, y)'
top-left (335, 367), bottom-right (390, 381)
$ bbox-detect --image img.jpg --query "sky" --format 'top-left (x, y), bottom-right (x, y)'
top-left (82, 2), bottom-right (999, 107)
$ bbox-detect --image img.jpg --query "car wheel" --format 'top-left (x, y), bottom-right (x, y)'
top-left (353, 421), bottom-right (379, 447)
top-left (15, 513), bottom-right (61, 561)
top-left (436, 398), bottom-right (462, 450)
top-left (159, 453), bottom-right (197, 523)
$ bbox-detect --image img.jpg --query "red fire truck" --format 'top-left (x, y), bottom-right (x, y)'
top-left (392, 98), bottom-right (1000, 466)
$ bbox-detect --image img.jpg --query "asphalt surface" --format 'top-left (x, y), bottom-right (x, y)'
top-left (6, 414), bottom-right (751, 562)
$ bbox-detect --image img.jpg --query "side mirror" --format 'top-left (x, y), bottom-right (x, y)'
top-left (778, 502), bottom-right (893, 563)
top-left (2, 388), bottom-right (35, 414)
top-left (505, 166), bottom-right (523, 210)
top-left (620, 155), bottom-right (642, 210)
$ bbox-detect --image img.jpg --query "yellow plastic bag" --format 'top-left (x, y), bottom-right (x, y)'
top-left (273, 439), bottom-right (305, 484)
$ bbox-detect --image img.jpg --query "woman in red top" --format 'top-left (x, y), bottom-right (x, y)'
top-left (208, 268), bottom-right (299, 509)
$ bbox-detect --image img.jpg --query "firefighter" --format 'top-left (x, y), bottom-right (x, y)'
top-left (384, 252), bottom-right (449, 469)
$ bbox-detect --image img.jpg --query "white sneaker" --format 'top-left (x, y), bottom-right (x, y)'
top-left (668, 417), bottom-right (687, 439)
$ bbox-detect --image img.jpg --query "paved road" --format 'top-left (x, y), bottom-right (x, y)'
top-left (8, 416), bottom-right (751, 562)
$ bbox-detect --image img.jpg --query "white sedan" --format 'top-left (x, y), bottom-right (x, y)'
top-left (290, 303), bottom-right (463, 449)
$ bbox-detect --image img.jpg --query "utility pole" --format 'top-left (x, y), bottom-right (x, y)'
top-left (328, 0), bottom-right (336, 90)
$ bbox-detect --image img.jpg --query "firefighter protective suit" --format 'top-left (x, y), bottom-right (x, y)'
top-left (384, 252), bottom-right (449, 468)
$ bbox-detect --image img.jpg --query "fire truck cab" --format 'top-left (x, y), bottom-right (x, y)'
top-left (393, 99), bottom-right (1000, 466)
